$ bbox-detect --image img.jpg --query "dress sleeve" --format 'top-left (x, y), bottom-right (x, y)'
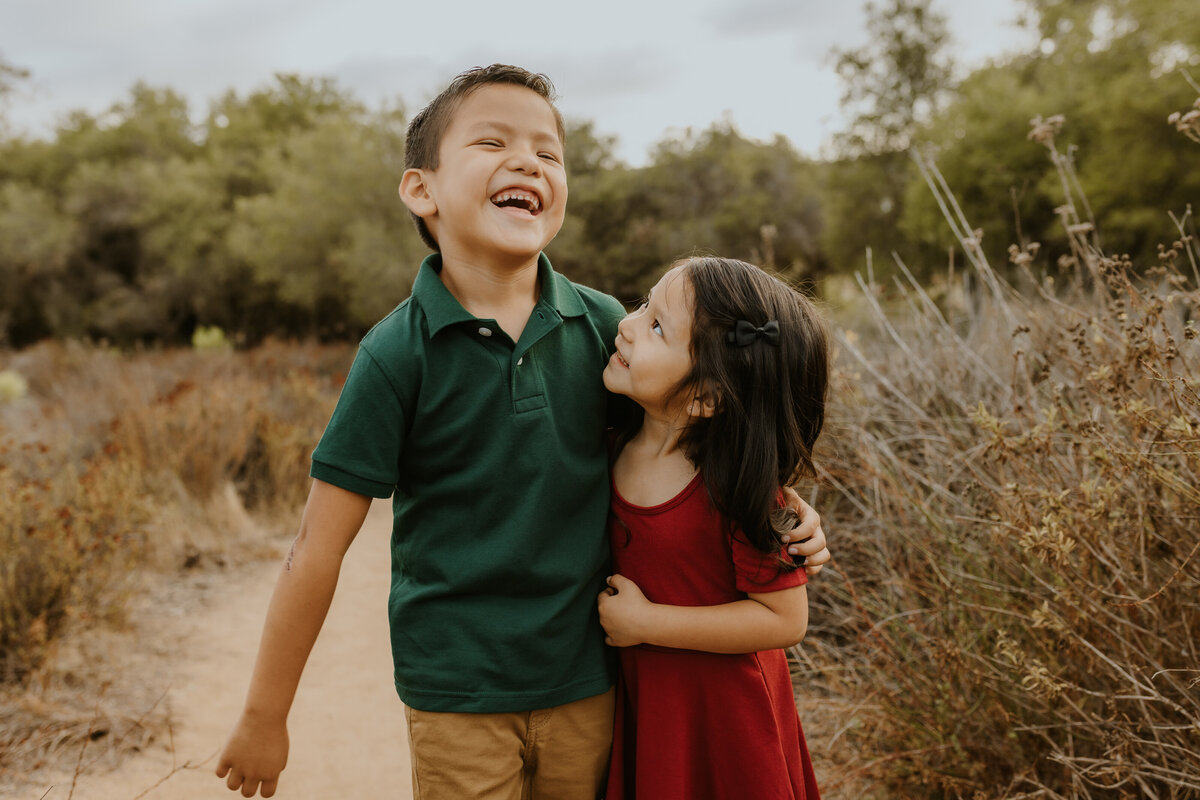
top-left (731, 530), bottom-right (808, 594)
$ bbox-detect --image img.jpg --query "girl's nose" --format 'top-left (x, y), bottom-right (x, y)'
top-left (617, 314), bottom-right (633, 340)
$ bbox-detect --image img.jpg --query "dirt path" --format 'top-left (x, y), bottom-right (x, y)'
top-left (33, 498), bottom-right (412, 800)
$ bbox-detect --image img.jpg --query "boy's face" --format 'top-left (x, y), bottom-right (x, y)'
top-left (404, 83), bottom-right (567, 266)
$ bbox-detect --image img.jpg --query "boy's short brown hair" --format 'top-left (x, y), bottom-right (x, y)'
top-left (404, 64), bottom-right (566, 251)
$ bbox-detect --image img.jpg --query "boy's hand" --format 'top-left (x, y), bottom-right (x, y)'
top-left (597, 574), bottom-right (652, 647)
top-left (216, 712), bottom-right (289, 797)
top-left (780, 488), bottom-right (830, 576)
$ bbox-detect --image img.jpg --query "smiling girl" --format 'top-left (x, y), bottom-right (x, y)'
top-left (598, 255), bottom-right (828, 799)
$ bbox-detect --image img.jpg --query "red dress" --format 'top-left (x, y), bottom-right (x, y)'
top-left (605, 473), bottom-right (821, 800)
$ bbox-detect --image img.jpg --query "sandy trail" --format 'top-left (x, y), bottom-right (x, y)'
top-left (33, 498), bottom-right (412, 800)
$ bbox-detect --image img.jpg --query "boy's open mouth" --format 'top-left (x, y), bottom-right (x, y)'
top-left (491, 188), bottom-right (542, 216)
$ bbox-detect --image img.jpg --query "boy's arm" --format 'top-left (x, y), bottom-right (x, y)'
top-left (779, 488), bottom-right (830, 575)
top-left (597, 575), bottom-right (808, 654)
top-left (216, 479), bottom-right (372, 798)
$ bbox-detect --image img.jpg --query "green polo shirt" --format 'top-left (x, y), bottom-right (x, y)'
top-left (310, 252), bottom-right (625, 713)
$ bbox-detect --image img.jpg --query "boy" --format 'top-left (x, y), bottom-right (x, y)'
top-left (216, 64), bottom-right (829, 799)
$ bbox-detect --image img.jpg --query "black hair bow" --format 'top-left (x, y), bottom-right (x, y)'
top-left (725, 319), bottom-right (780, 347)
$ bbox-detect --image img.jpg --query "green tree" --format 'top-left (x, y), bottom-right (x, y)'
top-left (206, 74), bottom-right (366, 199)
top-left (544, 120), bottom-right (623, 289)
top-left (0, 55), bottom-right (30, 134)
top-left (128, 155), bottom-right (235, 340)
top-left (48, 85), bottom-right (199, 182)
top-left (819, 152), bottom-right (913, 275)
top-left (226, 109), bottom-right (421, 339)
top-left (0, 182), bottom-right (78, 345)
top-left (830, 0), bottom-right (956, 156)
top-left (557, 122), bottom-right (824, 302)
top-left (822, 0), bottom-right (957, 277)
top-left (0, 71), bottom-right (428, 345)
top-left (905, 0), bottom-right (1200, 272)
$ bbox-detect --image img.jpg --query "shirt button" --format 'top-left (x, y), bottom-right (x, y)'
top-left (478, 327), bottom-right (492, 337)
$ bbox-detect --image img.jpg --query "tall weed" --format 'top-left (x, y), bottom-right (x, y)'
top-left (812, 119), bottom-right (1200, 798)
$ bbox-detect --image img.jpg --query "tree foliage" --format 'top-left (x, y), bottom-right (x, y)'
top-left (0, 75), bottom-right (424, 346)
top-left (0, 54), bottom-right (30, 125)
top-left (552, 121), bottom-right (824, 302)
top-left (904, 0), bottom-right (1200, 271)
top-left (1, 10), bottom-right (1198, 346)
top-left (830, 0), bottom-right (956, 156)
top-left (821, 0), bottom-right (957, 278)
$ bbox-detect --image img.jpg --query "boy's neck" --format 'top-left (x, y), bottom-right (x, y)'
top-left (437, 252), bottom-right (541, 341)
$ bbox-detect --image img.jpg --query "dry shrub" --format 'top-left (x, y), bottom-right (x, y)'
top-left (811, 127), bottom-right (1200, 798)
top-left (0, 339), bottom-right (350, 681)
top-left (0, 440), bottom-right (145, 684)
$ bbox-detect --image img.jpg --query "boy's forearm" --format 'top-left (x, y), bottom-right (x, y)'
top-left (239, 480), bottom-right (371, 722)
top-left (635, 594), bottom-right (808, 654)
top-left (240, 548), bottom-right (346, 721)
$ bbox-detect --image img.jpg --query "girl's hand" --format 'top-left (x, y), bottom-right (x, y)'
top-left (597, 574), bottom-right (653, 647)
top-left (780, 489), bottom-right (830, 576)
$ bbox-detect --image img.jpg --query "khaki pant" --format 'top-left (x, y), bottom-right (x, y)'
top-left (404, 689), bottom-right (615, 800)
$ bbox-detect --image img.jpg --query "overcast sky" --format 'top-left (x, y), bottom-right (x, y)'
top-left (2, 0), bottom-right (1034, 165)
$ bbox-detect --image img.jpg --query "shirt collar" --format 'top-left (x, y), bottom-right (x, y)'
top-left (414, 252), bottom-right (587, 338)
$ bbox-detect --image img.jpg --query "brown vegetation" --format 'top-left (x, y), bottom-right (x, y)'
top-left (805, 124), bottom-right (1200, 797)
top-left (0, 340), bottom-right (350, 780)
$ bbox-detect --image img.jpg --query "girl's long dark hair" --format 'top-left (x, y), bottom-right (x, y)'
top-left (672, 256), bottom-right (830, 556)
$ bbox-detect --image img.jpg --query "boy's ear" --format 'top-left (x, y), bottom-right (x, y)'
top-left (687, 383), bottom-right (720, 419)
top-left (399, 168), bottom-right (437, 218)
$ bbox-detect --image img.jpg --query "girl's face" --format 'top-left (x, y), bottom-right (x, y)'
top-left (603, 266), bottom-right (697, 418)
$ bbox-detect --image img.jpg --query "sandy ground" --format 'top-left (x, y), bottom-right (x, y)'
top-left (27, 498), bottom-right (412, 800)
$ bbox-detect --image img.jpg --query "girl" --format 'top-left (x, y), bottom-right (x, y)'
top-left (597, 255), bottom-right (828, 799)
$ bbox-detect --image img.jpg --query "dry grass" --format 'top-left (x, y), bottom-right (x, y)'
top-left (804, 120), bottom-right (1200, 798)
top-left (0, 339), bottom-right (350, 779)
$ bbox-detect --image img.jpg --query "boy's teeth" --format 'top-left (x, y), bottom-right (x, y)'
top-left (492, 191), bottom-right (540, 211)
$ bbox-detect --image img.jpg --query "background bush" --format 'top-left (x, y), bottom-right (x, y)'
top-left (0, 340), bottom-right (350, 681)
top-left (807, 132), bottom-right (1200, 798)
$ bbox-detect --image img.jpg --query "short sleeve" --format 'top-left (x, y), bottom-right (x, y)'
top-left (310, 345), bottom-right (408, 498)
top-left (731, 530), bottom-right (808, 594)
